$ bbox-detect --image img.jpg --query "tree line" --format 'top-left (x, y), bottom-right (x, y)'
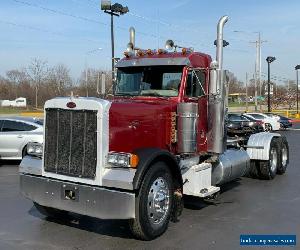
top-left (0, 58), bottom-right (113, 109)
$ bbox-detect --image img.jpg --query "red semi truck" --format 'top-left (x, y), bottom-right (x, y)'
top-left (20, 16), bottom-right (289, 240)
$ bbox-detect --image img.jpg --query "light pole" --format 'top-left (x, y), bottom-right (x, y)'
top-left (233, 31), bottom-right (266, 111)
top-left (85, 48), bottom-right (102, 97)
top-left (266, 56), bottom-right (276, 112)
top-left (295, 65), bottom-right (300, 114)
top-left (101, 0), bottom-right (129, 87)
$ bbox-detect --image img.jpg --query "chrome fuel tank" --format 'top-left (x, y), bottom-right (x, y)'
top-left (211, 149), bottom-right (250, 185)
top-left (177, 103), bottom-right (198, 153)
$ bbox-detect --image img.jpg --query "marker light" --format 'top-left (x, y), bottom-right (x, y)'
top-left (146, 49), bottom-right (153, 55)
top-left (137, 50), bottom-right (144, 56)
top-left (157, 49), bottom-right (166, 55)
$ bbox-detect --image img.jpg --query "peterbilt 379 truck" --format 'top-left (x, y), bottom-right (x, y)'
top-left (20, 16), bottom-right (289, 240)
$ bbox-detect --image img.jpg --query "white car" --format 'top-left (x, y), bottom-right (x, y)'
top-left (243, 113), bottom-right (281, 131)
top-left (0, 117), bottom-right (43, 160)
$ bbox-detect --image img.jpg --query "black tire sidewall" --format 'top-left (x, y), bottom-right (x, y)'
top-left (277, 136), bottom-right (289, 174)
top-left (136, 162), bottom-right (173, 239)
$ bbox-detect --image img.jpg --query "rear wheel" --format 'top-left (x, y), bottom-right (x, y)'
top-left (34, 202), bottom-right (68, 218)
top-left (277, 136), bottom-right (289, 174)
top-left (258, 138), bottom-right (280, 179)
top-left (129, 162), bottom-right (173, 240)
top-left (265, 123), bottom-right (272, 132)
top-left (22, 145), bottom-right (27, 158)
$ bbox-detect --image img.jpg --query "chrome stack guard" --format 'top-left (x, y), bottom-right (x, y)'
top-left (20, 174), bottom-right (135, 219)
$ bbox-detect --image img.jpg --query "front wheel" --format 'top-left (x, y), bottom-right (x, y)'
top-left (129, 162), bottom-right (173, 240)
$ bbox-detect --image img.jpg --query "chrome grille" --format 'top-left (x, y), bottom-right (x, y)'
top-left (44, 108), bottom-right (97, 179)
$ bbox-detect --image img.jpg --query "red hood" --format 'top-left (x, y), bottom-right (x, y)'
top-left (109, 98), bottom-right (175, 153)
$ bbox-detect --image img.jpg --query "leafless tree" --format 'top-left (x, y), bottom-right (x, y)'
top-left (47, 64), bottom-right (72, 96)
top-left (27, 58), bottom-right (48, 109)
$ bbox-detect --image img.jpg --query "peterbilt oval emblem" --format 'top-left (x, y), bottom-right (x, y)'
top-left (67, 102), bottom-right (76, 108)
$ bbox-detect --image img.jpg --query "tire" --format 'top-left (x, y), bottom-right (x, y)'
top-left (34, 202), bottom-right (68, 218)
top-left (22, 145), bottom-right (27, 158)
top-left (277, 136), bottom-right (289, 174)
top-left (129, 162), bottom-right (173, 240)
top-left (245, 161), bottom-right (259, 178)
top-left (258, 138), bottom-right (280, 180)
top-left (265, 123), bottom-right (272, 132)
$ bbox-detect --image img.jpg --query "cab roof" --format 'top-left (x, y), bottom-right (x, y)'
top-left (116, 51), bottom-right (212, 68)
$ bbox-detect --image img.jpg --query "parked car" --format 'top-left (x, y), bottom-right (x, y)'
top-left (227, 113), bottom-right (264, 136)
top-left (0, 117), bottom-right (43, 160)
top-left (243, 113), bottom-right (281, 131)
top-left (265, 113), bottom-right (293, 129)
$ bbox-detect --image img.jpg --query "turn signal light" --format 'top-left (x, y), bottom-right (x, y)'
top-left (130, 154), bottom-right (139, 168)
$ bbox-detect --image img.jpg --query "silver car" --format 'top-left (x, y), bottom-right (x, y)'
top-left (0, 117), bottom-right (43, 160)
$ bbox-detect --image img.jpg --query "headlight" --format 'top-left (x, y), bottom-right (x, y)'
top-left (107, 152), bottom-right (139, 168)
top-left (27, 142), bottom-right (43, 158)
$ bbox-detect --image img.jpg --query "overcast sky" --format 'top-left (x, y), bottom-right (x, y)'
top-left (0, 0), bottom-right (299, 83)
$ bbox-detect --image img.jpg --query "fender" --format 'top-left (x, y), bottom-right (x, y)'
top-left (132, 148), bottom-right (183, 190)
top-left (246, 132), bottom-right (281, 160)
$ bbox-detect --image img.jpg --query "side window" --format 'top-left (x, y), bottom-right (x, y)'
top-left (2, 120), bottom-right (25, 132)
top-left (22, 123), bottom-right (37, 131)
top-left (185, 70), bottom-right (206, 98)
top-left (228, 114), bottom-right (241, 121)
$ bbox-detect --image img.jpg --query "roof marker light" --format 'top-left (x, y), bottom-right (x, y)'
top-left (146, 49), bottom-right (153, 55)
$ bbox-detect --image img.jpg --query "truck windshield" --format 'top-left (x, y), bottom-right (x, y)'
top-left (115, 66), bottom-right (184, 97)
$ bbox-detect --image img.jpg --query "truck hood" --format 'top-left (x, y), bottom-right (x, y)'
top-left (109, 98), bottom-right (175, 152)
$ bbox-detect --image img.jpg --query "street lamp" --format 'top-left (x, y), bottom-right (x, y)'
top-left (85, 48), bottom-right (102, 97)
top-left (295, 65), bottom-right (300, 114)
top-left (101, 0), bottom-right (129, 86)
top-left (266, 56), bottom-right (276, 112)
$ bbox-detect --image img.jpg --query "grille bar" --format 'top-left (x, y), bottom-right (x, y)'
top-left (44, 108), bottom-right (97, 179)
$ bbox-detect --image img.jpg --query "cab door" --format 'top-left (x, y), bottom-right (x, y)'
top-left (183, 69), bottom-right (208, 152)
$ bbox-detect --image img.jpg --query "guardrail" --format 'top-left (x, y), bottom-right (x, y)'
top-left (20, 111), bottom-right (44, 117)
top-left (271, 110), bottom-right (300, 119)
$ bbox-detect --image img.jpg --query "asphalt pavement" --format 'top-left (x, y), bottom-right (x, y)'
top-left (0, 129), bottom-right (299, 250)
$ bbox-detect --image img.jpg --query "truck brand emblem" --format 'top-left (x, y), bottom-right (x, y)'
top-left (67, 102), bottom-right (76, 108)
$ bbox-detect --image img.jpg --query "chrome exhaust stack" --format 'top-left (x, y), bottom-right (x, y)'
top-left (126, 27), bottom-right (136, 55)
top-left (207, 16), bottom-right (229, 154)
top-left (129, 27), bottom-right (135, 48)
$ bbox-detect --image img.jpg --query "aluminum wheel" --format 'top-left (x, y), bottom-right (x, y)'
top-left (282, 144), bottom-right (288, 166)
top-left (147, 177), bottom-right (170, 225)
top-left (270, 147), bottom-right (278, 172)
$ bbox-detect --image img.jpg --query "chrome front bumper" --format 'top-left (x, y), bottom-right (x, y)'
top-left (20, 174), bottom-right (135, 219)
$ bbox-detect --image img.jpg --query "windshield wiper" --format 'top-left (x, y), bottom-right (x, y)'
top-left (115, 92), bottom-right (138, 96)
top-left (140, 92), bottom-right (166, 97)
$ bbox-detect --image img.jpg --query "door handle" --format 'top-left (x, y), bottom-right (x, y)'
top-left (17, 135), bottom-right (24, 138)
top-left (129, 120), bottom-right (140, 129)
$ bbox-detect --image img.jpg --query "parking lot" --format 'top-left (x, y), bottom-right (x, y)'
top-left (0, 128), bottom-right (299, 250)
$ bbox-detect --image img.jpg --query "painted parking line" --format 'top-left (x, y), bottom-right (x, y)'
top-left (286, 128), bottom-right (300, 131)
